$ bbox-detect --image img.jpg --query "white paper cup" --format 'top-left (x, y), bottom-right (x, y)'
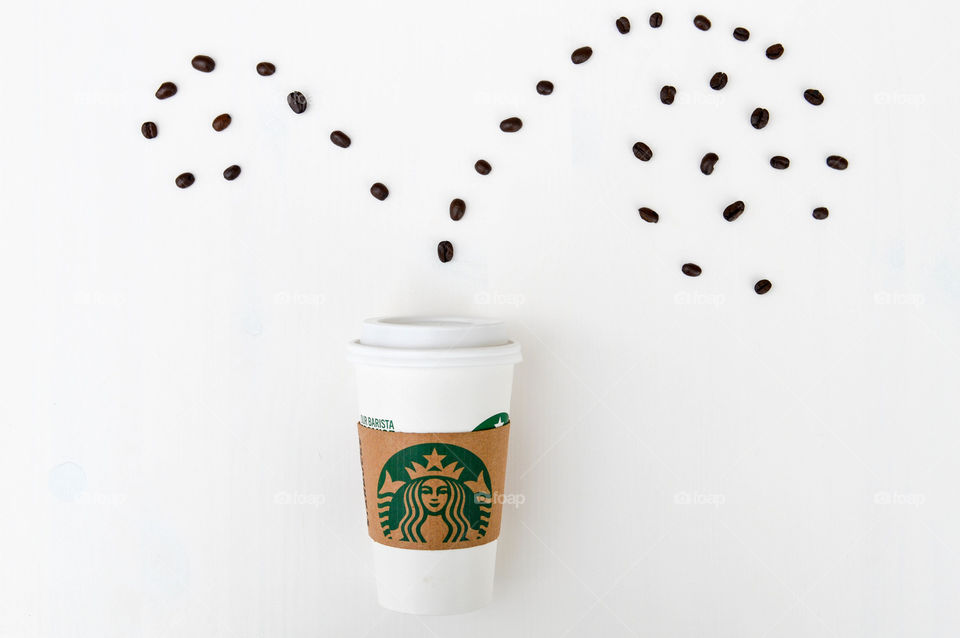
top-left (347, 317), bottom-right (521, 615)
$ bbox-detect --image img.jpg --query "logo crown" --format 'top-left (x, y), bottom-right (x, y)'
top-left (405, 448), bottom-right (464, 480)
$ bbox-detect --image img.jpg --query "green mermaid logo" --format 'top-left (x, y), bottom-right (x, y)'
top-left (376, 444), bottom-right (492, 544)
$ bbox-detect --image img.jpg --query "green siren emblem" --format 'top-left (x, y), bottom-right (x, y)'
top-left (377, 443), bottom-right (492, 544)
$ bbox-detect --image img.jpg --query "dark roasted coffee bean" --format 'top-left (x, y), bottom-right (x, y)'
top-left (223, 165), bottom-right (241, 181)
top-left (616, 17), bottom-right (631, 34)
top-left (536, 80), bottom-right (554, 95)
top-left (450, 198), bottom-right (466, 221)
top-left (155, 82), bottom-right (177, 99)
top-left (660, 85), bottom-right (677, 105)
top-left (191, 55), bottom-right (215, 72)
top-left (175, 172), bottom-right (195, 188)
top-left (287, 91), bottom-right (307, 114)
top-left (437, 240), bottom-right (454, 263)
top-left (638, 207), bottom-right (659, 223)
top-left (370, 183), bottom-right (389, 200)
top-left (710, 72), bottom-right (728, 90)
top-left (733, 27), bottom-right (750, 41)
top-left (750, 107), bottom-right (770, 129)
top-left (649, 12), bottom-right (663, 28)
top-left (475, 159), bottom-right (492, 175)
top-left (500, 117), bottom-right (523, 133)
top-left (141, 121), bottom-right (158, 139)
top-left (812, 206), bottom-right (829, 220)
top-left (571, 46), bottom-right (593, 64)
top-left (804, 89), bottom-right (824, 105)
top-left (754, 279), bottom-right (772, 295)
top-left (256, 62), bottom-right (276, 76)
top-left (770, 155), bottom-right (790, 170)
top-left (723, 200), bottom-right (745, 221)
top-left (330, 130), bottom-right (351, 148)
top-left (212, 113), bottom-right (232, 131)
top-left (682, 263), bottom-right (702, 277)
top-left (766, 43), bottom-right (784, 59)
top-left (694, 15), bottom-right (711, 30)
top-left (632, 142), bottom-right (653, 161)
top-left (700, 152), bottom-right (719, 175)
top-left (826, 155), bottom-right (848, 170)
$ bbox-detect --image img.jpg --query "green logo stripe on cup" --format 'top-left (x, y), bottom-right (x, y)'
top-left (473, 413), bottom-right (510, 431)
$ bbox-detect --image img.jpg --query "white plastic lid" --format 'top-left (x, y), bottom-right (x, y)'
top-left (346, 316), bottom-right (522, 367)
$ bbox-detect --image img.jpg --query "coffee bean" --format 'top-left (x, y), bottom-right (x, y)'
top-left (660, 85), bottom-right (677, 105)
top-left (804, 89), bottom-right (824, 105)
top-left (700, 152), bottom-right (719, 175)
top-left (571, 46), bottom-right (593, 64)
top-left (632, 142), bottom-right (653, 161)
top-left (723, 200), bottom-right (745, 221)
top-left (175, 172), bottom-right (195, 188)
top-left (812, 206), bottom-right (829, 220)
top-left (437, 240), bottom-right (454, 263)
top-left (710, 72), bottom-right (728, 90)
top-left (256, 62), bottom-right (276, 76)
top-left (370, 183), bottom-right (389, 200)
top-left (754, 279), bottom-right (772, 295)
top-left (500, 117), bottom-right (523, 133)
top-left (475, 159), bottom-right (492, 175)
top-left (616, 17), bottom-right (631, 34)
top-left (212, 113), bottom-right (232, 131)
top-left (191, 55), bottom-right (215, 72)
top-left (649, 12), bottom-right (663, 28)
top-left (733, 27), bottom-right (750, 41)
top-left (223, 165), bottom-right (241, 181)
top-left (766, 43), bottom-right (784, 59)
top-left (536, 80), bottom-right (554, 95)
top-left (682, 263), bottom-right (702, 277)
top-left (826, 155), bottom-right (848, 170)
top-left (770, 155), bottom-right (790, 170)
top-left (330, 130), bottom-right (351, 148)
top-left (450, 198), bottom-right (466, 221)
top-left (141, 121), bottom-right (158, 139)
top-left (287, 91), bottom-right (307, 114)
top-left (155, 82), bottom-right (177, 99)
top-left (750, 107), bottom-right (770, 129)
top-left (638, 207), bottom-right (659, 223)
top-left (694, 15), bottom-right (711, 30)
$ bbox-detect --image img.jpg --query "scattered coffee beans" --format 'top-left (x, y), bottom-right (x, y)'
top-left (175, 172), bottom-right (195, 188)
top-left (191, 55), bottom-right (215, 73)
top-left (682, 263), bottom-right (702, 277)
top-left (370, 182), bottom-right (389, 200)
top-left (437, 240), bottom-right (454, 263)
top-left (141, 121), bottom-right (158, 139)
top-left (770, 155), bottom-right (790, 170)
top-left (750, 107), bottom-right (770, 129)
top-left (450, 198), bottom-right (466, 221)
top-left (500, 117), bottom-right (523, 132)
top-left (212, 113), bottom-right (232, 131)
top-left (694, 15), bottom-right (711, 30)
top-left (475, 159), bottom-right (492, 175)
top-left (571, 46), bottom-right (593, 64)
top-left (733, 27), bottom-right (750, 41)
top-left (812, 206), bottom-right (829, 220)
top-left (804, 89), bottom-right (824, 105)
top-left (710, 72), bottom-right (728, 90)
top-left (287, 91), bottom-right (307, 114)
top-left (754, 279), bottom-right (772, 295)
top-left (155, 82), bottom-right (177, 99)
top-left (632, 142), bottom-right (653, 161)
top-left (536, 80), bottom-right (554, 95)
top-left (700, 152), bottom-right (719, 175)
top-left (826, 155), bottom-right (848, 170)
top-left (223, 165), bottom-right (241, 181)
top-left (766, 43), bottom-right (785, 59)
top-left (638, 207), bottom-right (659, 223)
top-left (660, 85), bottom-right (677, 105)
top-left (256, 62), bottom-right (276, 76)
top-left (649, 12), bottom-right (663, 28)
top-left (616, 17), bottom-right (631, 34)
top-left (723, 200), bottom-right (745, 221)
top-left (330, 130), bottom-right (351, 148)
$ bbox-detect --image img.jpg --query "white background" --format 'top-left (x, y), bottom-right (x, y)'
top-left (2, 0), bottom-right (958, 636)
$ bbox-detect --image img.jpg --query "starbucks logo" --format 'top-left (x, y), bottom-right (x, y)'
top-left (376, 444), bottom-right (492, 544)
